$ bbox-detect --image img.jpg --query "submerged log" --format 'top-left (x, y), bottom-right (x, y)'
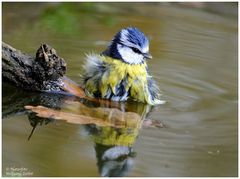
top-left (2, 42), bottom-right (86, 97)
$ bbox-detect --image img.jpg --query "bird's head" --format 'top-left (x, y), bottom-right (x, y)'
top-left (106, 27), bottom-right (152, 64)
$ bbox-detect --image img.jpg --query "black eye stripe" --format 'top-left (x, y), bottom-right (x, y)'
top-left (131, 47), bottom-right (142, 54)
top-left (118, 42), bottom-right (143, 54)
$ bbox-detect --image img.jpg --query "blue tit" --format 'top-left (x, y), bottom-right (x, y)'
top-left (80, 27), bottom-right (165, 105)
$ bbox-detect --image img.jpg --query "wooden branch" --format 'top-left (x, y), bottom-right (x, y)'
top-left (2, 42), bottom-right (86, 97)
top-left (25, 105), bottom-right (142, 128)
top-left (3, 42), bottom-right (36, 90)
top-left (25, 101), bottom-right (165, 129)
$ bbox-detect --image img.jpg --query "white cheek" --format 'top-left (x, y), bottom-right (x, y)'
top-left (117, 44), bottom-right (144, 64)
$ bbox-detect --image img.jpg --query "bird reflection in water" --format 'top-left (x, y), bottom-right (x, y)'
top-left (95, 144), bottom-right (136, 177)
top-left (26, 99), bottom-right (156, 177)
top-left (3, 85), bottom-right (164, 177)
top-left (84, 121), bottom-right (140, 177)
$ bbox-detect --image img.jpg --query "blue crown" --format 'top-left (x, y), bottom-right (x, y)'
top-left (119, 27), bottom-right (149, 49)
top-left (103, 27), bottom-right (149, 60)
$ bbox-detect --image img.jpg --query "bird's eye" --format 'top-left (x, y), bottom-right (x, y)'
top-left (132, 47), bottom-right (142, 54)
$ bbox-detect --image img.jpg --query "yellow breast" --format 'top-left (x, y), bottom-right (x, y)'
top-left (100, 56), bottom-right (148, 102)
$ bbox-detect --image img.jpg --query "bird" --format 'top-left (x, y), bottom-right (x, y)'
top-left (80, 27), bottom-right (165, 105)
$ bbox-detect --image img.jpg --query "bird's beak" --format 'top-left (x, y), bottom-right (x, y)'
top-left (143, 53), bottom-right (152, 59)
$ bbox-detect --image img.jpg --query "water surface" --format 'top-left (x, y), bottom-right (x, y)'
top-left (2, 2), bottom-right (238, 177)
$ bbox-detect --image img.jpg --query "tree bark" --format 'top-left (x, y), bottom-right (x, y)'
top-left (2, 42), bottom-right (86, 98)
